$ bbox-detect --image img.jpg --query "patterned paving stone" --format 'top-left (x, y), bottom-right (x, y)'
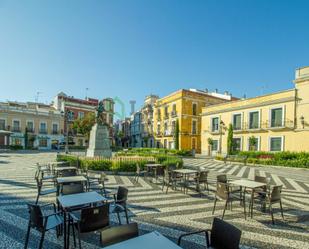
top-left (0, 152), bottom-right (308, 249)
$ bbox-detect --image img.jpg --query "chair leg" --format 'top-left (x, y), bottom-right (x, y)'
top-left (212, 198), bottom-right (217, 215)
top-left (222, 200), bottom-right (228, 219)
top-left (72, 223), bottom-right (77, 248)
top-left (24, 223), bottom-right (31, 249)
top-left (78, 230), bottom-right (82, 249)
top-left (124, 207), bottom-right (129, 224)
top-left (38, 231), bottom-right (45, 249)
top-left (280, 200), bottom-right (284, 220)
top-left (117, 212), bottom-right (121, 224)
top-left (35, 194), bottom-right (39, 205)
top-left (166, 183), bottom-right (169, 194)
top-left (269, 203), bottom-right (275, 224)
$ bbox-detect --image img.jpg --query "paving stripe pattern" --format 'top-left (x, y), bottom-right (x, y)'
top-left (0, 153), bottom-right (309, 249)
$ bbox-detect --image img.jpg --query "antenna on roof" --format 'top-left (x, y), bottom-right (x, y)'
top-left (35, 92), bottom-right (43, 103)
top-left (85, 88), bottom-right (89, 100)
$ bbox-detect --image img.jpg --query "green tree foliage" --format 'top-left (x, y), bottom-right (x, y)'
top-left (227, 124), bottom-right (234, 155)
top-left (73, 112), bottom-right (95, 139)
top-left (174, 119), bottom-right (180, 150)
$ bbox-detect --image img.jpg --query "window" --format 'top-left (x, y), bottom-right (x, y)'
top-left (13, 120), bottom-right (20, 132)
top-left (271, 108), bottom-right (283, 127)
top-left (212, 140), bottom-right (218, 151)
top-left (27, 121), bottom-right (34, 132)
top-left (78, 139), bottom-right (83, 146)
top-left (0, 119), bottom-right (5, 130)
top-left (233, 114), bottom-right (242, 130)
top-left (248, 137), bottom-right (259, 151)
top-left (192, 103), bottom-right (197, 116)
top-left (270, 137), bottom-right (283, 152)
top-left (172, 120), bottom-right (176, 133)
top-left (249, 111), bottom-right (259, 129)
top-left (40, 123), bottom-right (47, 134)
top-left (192, 138), bottom-right (196, 150)
top-left (211, 117), bottom-right (219, 132)
top-left (192, 120), bottom-right (197, 134)
top-left (157, 109), bottom-right (161, 119)
top-left (12, 137), bottom-right (22, 145)
top-left (164, 139), bottom-right (167, 148)
top-left (164, 106), bottom-right (169, 118)
top-left (172, 104), bottom-right (177, 116)
top-left (164, 122), bottom-right (168, 133)
top-left (157, 124), bottom-right (161, 134)
top-left (39, 139), bottom-right (48, 147)
top-left (78, 111), bottom-right (85, 119)
top-left (232, 138), bottom-right (242, 152)
top-left (52, 124), bottom-right (58, 134)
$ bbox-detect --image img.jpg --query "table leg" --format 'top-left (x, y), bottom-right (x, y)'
top-left (63, 211), bottom-right (67, 249)
top-left (251, 190), bottom-right (254, 218)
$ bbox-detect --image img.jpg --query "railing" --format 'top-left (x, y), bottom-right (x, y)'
top-left (27, 128), bottom-right (35, 133)
top-left (171, 111), bottom-right (177, 117)
top-left (39, 130), bottom-right (47, 134)
top-left (12, 127), bottom-right (21, 132)
top-left (52, 130), bottom-right (59, 135)
top-left (164, 114), bottom-right (169, 119)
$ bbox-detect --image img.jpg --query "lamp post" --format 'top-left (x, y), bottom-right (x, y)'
top-left (300, 116), bottom-right (305, 129)
top-left (219, 120), bottom-right (226, 155)
top-left (61, 110), bottom-right (73, 154)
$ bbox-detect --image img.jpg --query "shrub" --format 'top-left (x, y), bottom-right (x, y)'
top-left (9, 145), bottom-right (23, 150)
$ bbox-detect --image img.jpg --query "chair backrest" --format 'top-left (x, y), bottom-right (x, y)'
top-left (164, 168), bottom-right (170, 181)
top-left (27, 204), bottom-right (44, 231)
top-left (99, 173), bottom-right (107, 183)
top-left (210, 217), bottom-right (242, 249)
top-left (270, 185), bottom-right (282, 202)
top-left (255, 175), bottom-right (267, 184)
top-left (136, 164), bottom-right (141, 174)
top-left (79, 204), bottom-right (110, 233)
top-left (217, 174), bottom-right (227, 184)
top-left (116, 186), bottom-right (128, 205)
top-left (216, 182), bottom-right (229, 200)
top-left (156, 166), bottom-right (164, 176)
top-left (59, 169), bottom-right (77, 177)
top-left (198, 171), bottom-right (208, 182)
top-left (35, 172), bottom-right (43, 192)
top-left (100, 222), bottom-right (139, 247)
top-left (61, 183), bottom-right (84, 195)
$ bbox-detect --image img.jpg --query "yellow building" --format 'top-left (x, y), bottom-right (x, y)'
top-left (0, 102), bottom-right (64, 149)
top-left (154, 89), bottom-right (234, 153)
top-left (201, 66), bottom-right (309, 155)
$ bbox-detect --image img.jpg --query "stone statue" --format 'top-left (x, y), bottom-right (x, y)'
top-left (96, 100), bottom-right (106, 125)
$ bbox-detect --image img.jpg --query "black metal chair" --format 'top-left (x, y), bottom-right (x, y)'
top-left (212, 182), bottom-right (246, 219)
top-left (252, 185), bottom-right (284, 224)
top-left (69, 204), bottom-right (110, 249)
top-left (162, 168), bottom-right (178, 193)
top-left (100, 222), bottom-right (139, 248)
top-left (60, 182), bottom-right (85, 195)
top-left (195, 170), bottom-right (209, 196)
top-left (24, 203), bottom-right (63, 249)
top-left (217, 174), bottom-right (241, 194)
top-left (88, 172), bottom-right (109, 196)
top-left (134, 164), bottom-right (147, 182)
top-left (178, 217), bottom-right (242, 249)
top-left (110, 186), bottom-right (129, 224)
top-left (35, 173), bottom-right (57, 204)
top-left (58, 169), bottom-right (77, 177)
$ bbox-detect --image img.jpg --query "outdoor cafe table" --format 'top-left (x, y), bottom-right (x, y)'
top-left (58, 191), bottom-right (107, 249)
top-left (145, 164), bottom-right (162, 181)
top-left (54, 166), bottom-right (77, 172)
top-left (103, 231), bottom-right (182, 249)
top-left (56, 175), bottom-right (87, 184)
top-left (173, 169), bottom-right (198, 193)
top-left (229, 179), bottom-right (267, 218)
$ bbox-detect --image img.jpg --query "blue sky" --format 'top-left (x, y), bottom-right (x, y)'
top-left (0, 0), bottom-right (309, 117)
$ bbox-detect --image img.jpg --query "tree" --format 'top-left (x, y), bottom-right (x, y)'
top-left (249, 136), bottom-right (257, 151)
top-left (207, 137), bottom-right (214, 156)
top-left (227, 124), bottom-right (234, 155)
top-left (174, 119), bottom-right (180, 150)
top-left (73, 112), bottom-right (95, 140)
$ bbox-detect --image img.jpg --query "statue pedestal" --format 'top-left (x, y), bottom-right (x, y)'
top-left (86, 124), bottom-right (112, 158)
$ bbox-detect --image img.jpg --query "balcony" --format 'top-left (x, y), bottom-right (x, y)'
top-left (267, 119), bottom-right (295, 130)
top-left (164, 130), bottom-right (174, 137)
top-left (171, 111), bottom-right (177, 117)
top-left (164, 114), bottom-right (169, 119)
top-left (39, 129), bottom-right (48, 134)
top-left (12, 127), bottom-right (21, 133)
top-left (52, 130), bottom-right (59, 135)
top-left (27, 128), bottom-right (35, 133)
top-left (156, 131), bottom-right (162, 137)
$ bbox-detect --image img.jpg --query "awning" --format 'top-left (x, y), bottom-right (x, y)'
top-left (0, 130), bottom-right (13, 135)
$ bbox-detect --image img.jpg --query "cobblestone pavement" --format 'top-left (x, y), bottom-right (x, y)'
top-left (0, 152), bottom-right (309, 249)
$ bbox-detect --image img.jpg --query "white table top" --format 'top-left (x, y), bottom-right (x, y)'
top-left (104, 231), bottom-right (181, 249)
top-left (58, 191), bottom-right (106, 209)
top-left (173, 169), bottom-right (198, 174)
top-left (56, 175), bottom-right (87, 184)
top-left (230, 179), bottom-right (266, 189)
top-left (54, 166), bottom-right (77, 171)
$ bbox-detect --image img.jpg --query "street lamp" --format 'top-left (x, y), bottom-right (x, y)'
top-left (61, 110), bottom-right (73, 154)
top-left (300, 115), bottom-right (305, 129)
top-left (219, 120), bottom-right (226, 155)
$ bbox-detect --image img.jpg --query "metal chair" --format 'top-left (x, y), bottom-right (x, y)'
top-left (134, 164), bottom-right (147, 182)
top-left (162, 168), bottom-right (179, 193)
top-left (35, 173), bottom-right (57, 204)
top-left (88, 172), bottom-right (109, 196)
top-left (110, 186), bottom-right (129, 224)
top-left (212, 182), bottom-right (246, 219)
top-left (195, 170), bottom-right (209, 195)
top-left (24, 203), bottom-right (63, 249)
top-left (69, 204), bottom-right (110, 249)
top-left (178, 217), bottom-right (242, 249)
top-left (100, 222), bottom-right (139, 248)
top-left (253, 185), bottom-right (284, 224)
top-left (58, 169), bottom-right (77, 177)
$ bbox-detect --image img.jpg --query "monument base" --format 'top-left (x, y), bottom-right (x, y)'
top-left (86, 123), bottom-right (112, 158)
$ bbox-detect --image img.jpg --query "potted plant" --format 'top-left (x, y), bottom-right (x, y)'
top-left (207, 138), bottom-right (214, 156)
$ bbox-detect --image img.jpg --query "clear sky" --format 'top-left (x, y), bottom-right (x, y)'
top-left (0, 0), bottom-right (309, 117)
